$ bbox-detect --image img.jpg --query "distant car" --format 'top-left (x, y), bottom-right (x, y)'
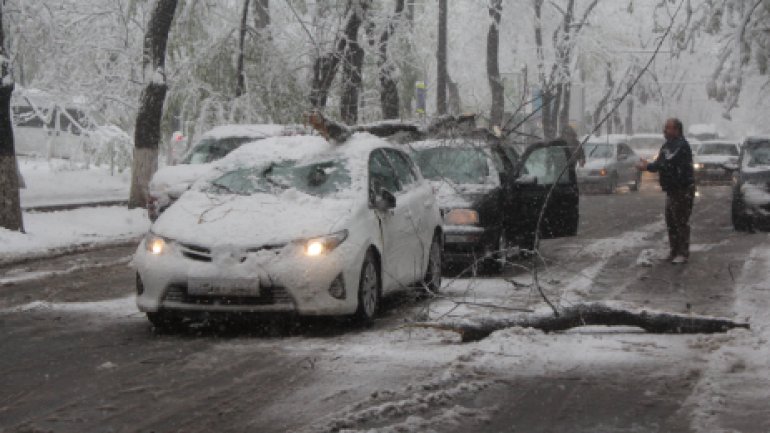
top-left (12, 88), bottom-right (132, 164)
top-left (406, 136), bottom-right (579, 272)
top-left (135, 134), bottom-right (443, 327)
top-left (148, 124), bottom-right (311, 220)
top-left (688, 123), bottom-right (720, 142)
top-left (731, 137), bottom-right (770, 231)
top-left (577, 136), bottom-right (641, 193)
top-left (628, 133), bottom-right (663, 161)
top-left (693, 140), bottom-right (740, 184)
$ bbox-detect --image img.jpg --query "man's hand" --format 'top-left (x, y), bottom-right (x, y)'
top-left (636, 159), bottom-right (649, 171)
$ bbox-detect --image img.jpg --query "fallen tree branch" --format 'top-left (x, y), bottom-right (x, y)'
top-left (410, 302), bottom-right (749, 343)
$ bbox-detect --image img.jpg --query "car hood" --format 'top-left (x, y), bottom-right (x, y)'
top-left (151, 190), bottom-right (354, 248)
top-left (695, 155), bottom-right (738, 165)
top-left (149, 164), bottom-right (214, 198)
top-left (430, 180), bottom-right (496, 209)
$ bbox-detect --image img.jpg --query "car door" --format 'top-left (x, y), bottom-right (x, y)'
top-left (368, 149), bottom-right (416, 290)
top-left (502, 142), bottom-right (579, 247)
top-left (616, 143), bottom-right (634, 182)
top-left (383, 148), bottom-right (432, 284)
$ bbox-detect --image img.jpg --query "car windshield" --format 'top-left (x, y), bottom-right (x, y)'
top-left (183, 136), bottom-right (258, 164)
top-left (698, 143), bottom-right (738, 156)
top-left (745, 141), bottom-right (770, 167)
top-left (414, 147), bottom-right (491, 184)
top-left (584, 143), bottom-right (614, 159)
top-left (208, 159), bottom-right (351, 197)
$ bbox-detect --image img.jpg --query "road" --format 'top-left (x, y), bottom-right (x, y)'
top-left (1, 178), bottom-right (769, 433)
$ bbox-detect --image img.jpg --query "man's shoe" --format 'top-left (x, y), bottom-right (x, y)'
top-left (671, 255), bottom-right (688, 264)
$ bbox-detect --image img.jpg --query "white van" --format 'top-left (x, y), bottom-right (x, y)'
top-left (12, 89), bottom-right (132, 166)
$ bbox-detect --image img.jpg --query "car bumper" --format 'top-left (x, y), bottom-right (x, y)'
top-left (442, 225), bottom-right (494, 265)
top-left (577, 175), bottom-right (612, 186)
top-left (694, 168), bottom-right (733, 183)
top-left (134, 240), bottom-right (361, 316)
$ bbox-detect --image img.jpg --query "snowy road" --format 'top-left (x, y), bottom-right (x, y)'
top-left (1, 179), bottom-right (769, 433)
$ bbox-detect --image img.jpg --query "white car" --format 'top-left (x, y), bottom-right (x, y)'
top-left (577, 136), bottom-right (641, 193)
top-left (134, 133), bottom-right (443, 327)
top-left (628, 133), bottom-right (663, 161)
top-left (148, 124), bottom-right (311, 220)
top-left (693, 140), bottom-right (740, 183)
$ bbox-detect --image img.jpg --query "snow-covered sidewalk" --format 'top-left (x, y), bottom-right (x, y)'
top-left (18, 157), bottom-right (130, 208)
top-left (0, 206), bottom-right (148, 263)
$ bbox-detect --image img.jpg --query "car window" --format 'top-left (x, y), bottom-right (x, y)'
top-left (414, 147), bottom-right (492, 185)
top-left (521, 146), bottom-right (571, 184)
top-left (699, 143), bottom-right (739, 156)
top-left (183, 136), bottom-right (257, 164)
top-left (744, 141), bottom-right (770, 168)
top-left (209, 159), bottom-right (351, 197)
top-left (584, 143), bottom-right (614, 159)
top-left (369, 149), bottom-right (401, 198)
top-left (383, 149), bottom-right (417, 189)
top-left (12, 106), bottom-right (46, 128)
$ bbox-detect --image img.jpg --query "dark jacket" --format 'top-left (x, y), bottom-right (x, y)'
top-left (647, 136), bottom-right (694, 192)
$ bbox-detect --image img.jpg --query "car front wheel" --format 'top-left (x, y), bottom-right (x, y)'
top-left (355, 250), bottom-right (380, 323)
top-left (147, 311), bottom-right (184, 331)
top-left (423, 234), bottom-right (443, 292)
top-left (732, 196), bottom-right (750, 232)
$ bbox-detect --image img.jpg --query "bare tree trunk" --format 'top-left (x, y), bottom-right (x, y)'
top-left (378, 0), bottom-right (405, 120)
top-left (0, 3), bottom-right (23, 232)
top-left (309, 1), bottom-right (367, 110)
top-left (436, 0), bottom-right (448, 115)
top-left (235, 0), bottom-right (250, 98)
top-left (556, 0), bottom-right (575, 135)
top-left (340, 42), bottom-right (364, 124)
top-left (487, 0), bottom-right (504, 127)
top-left (400, 1), bottom-right (417, 116)
top-left (626, 97), bottom-right (634, 135)
top-left (128, 0), bottom-right (178, 209)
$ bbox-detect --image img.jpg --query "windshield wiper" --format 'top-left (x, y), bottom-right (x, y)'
top-left (263, 163), bottom-right (290, 190)
top-left (210, 181), bottom-right (239, 195)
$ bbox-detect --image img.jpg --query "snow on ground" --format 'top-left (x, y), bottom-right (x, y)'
top-left (0, 206), bottom-right (148, 261)
top-left (18, 156), bottom-right (130, 208)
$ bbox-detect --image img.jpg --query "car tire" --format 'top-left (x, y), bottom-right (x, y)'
top-left (355, 250), bottom-right (381, 323)
top-left (481, 231), bottom-right (508, 275)
top-left (422, 234), bottom-right (442, 293)
top-left (732, 196), bottom-right (750, 232)
top-left (147, 311), bottom-right (184, 331)
top-left (630, 172), bottom-right (641, 192)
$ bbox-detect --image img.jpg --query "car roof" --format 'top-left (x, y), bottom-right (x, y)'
top-left (201, 124), bottom-right (311, 140)
top-left (586, 134), bottom-right (629, 144)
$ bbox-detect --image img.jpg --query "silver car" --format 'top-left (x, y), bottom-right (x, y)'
top-left (577, 136), bottom-right (641, 193)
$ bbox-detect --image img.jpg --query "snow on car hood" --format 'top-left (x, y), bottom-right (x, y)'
top-left (431, 180), bottom-right (496, 209)
top-left (149, 164), bottom-right (215, 198)
top-left (151, 189), bottom-right (354, 248)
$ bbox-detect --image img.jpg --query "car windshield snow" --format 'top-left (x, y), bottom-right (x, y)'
top-left (585, 143), bottom-right (614, 159)
top-left (183, 136), bottom-right (258, 164)
top-left (208, 159), bottom-right (352, 197)
top-left (629, 137), bottom-right (661, 151)
top-left (745, 141), bottom-right (770, 168)
top-left (699, 143), bottom-right (738, 156)
top-left (414, 147), bottom-right (491, 185)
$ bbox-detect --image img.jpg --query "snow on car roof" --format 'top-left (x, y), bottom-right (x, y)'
top-left (405, 138), bottom-right (489, 151)
top-left (586, 134), bottom-right (629, 144)
top-left (201, 124), bottom-right (300, 140)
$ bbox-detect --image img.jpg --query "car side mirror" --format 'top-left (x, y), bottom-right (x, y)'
top-left (372, 189), bottom-right (396, 211)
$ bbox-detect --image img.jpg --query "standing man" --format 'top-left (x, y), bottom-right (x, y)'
top-left (560, 125), bottom-right (586, 167)
top-left (637, 118), bottom-right (695, 264)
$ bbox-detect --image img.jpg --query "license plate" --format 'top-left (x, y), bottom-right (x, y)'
top-left (187, 278), bottom-right (260, 297)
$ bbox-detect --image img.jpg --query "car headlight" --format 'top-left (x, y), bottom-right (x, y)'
top-left (693, 163), bottom-right (703, 170)
top-left (303, 230), bottom-right (348, 257)
top-left (145, 234), bottom-right (169, 255)
top-left (444, 209), bottom-right (479, 225)
top-left (589, 169), bottom-right (608, 177)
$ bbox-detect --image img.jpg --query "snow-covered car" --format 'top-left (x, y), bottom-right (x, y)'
top-left (407, 137), bottom-right (578, 272)
top-left (628, 133), bottom-right (663, 161)
top-left (148, 124), bottom-right (310, 220)
top-left (577, 136), bottom-right (640, 193)
top-left (134, 133), bottom-right (443, 327)
top-left (693, 140), bottom-right (740, 184)
top-left (12, 88), bottom-right (132, 164)
top-left (731, 136), bottom-right (770, 231)
top-left (688, 123), bottom-right (720, 142)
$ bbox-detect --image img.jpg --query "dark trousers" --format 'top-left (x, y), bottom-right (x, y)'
top-left (665, 186), bottom-right (695, 258)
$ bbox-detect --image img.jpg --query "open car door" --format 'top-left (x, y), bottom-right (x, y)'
top-left (502, 141), bottom-right (579, 248)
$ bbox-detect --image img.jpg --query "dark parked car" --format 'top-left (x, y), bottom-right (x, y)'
top-left (405, 135), bottom-right (579, 273)
top-left (693, 140), bottom-right (740, 184)
top-left (732, 136), bottom-right (770, 231)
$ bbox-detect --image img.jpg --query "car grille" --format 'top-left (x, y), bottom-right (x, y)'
top-left (178, 243), bottom-right (285, 263)
top-left (163, 283), bottom-right (293, 306)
